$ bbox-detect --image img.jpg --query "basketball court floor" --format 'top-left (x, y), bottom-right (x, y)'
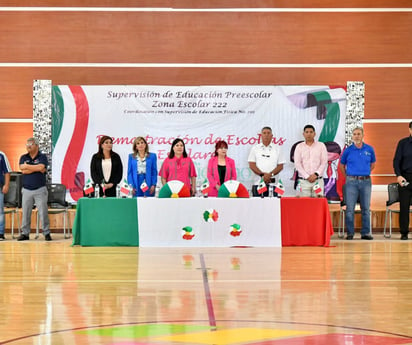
top-left (0, 233), bottom-right (411, 345)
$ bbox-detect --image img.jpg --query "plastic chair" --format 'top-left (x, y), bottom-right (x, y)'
top-left (383, 183), bottom-right (412, 238)
top-left (37, 183), bottom-right (71, 238)
top-left (4, 174), bottom-right (21, 238)
top-left (338, 184), bottom-right (372, 238)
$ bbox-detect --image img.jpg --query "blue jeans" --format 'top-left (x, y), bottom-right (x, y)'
top-left (344, 177), bottom-right (372, 235)
top-left (0, 191), bottom-right (4, 234)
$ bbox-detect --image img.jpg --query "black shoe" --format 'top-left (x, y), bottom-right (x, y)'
top-left (361, 234), bottom-right (374, 240)
top-left (0, 234), bottom-right (5, 241)
top-left (401, 234), bottom-right (408, 240)
top-left (17, 234), bottom-right (30, 241)
top-left (45, 234), bottom-right (52, 241)
top-left (346, 234), bottom-right (354, 240)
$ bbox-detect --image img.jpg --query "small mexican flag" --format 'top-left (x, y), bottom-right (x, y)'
top-left (274, 178), bottom-right (285, 196)
top-left (120, 178), bottom-right (131, 196)
top-left (140, 180), bottom-right (149, 193)
top-left (257, 177), bottom-right (267, 195)
top-left (83, 178), bottom-right (94, 195)
top-left (200, 179), bottom-right (210, 195)
top-left (313, 181), bottom-right (322, 195)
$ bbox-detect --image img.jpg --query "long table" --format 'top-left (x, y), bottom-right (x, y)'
top-left (72, 196), bottom-right (333, 247)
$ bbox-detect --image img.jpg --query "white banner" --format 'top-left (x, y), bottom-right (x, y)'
top-left (52, 85), bottom-right (346, 202)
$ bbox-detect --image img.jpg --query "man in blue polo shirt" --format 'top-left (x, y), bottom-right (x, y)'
top-left (0, 150), bottom-right (11, 241)
top-left (340, 127), bottom-right (376, 240)
top-left (17, 138), bottom-right (51, 241)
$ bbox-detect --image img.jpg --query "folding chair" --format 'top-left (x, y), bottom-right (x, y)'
top-left (4, 195), bottom-right (20, 239)
top-left (383, 183), bottom-right (412, 238)
top-left (4, 172), bottom-right (22, 239)
top-left (338, 184), bottom-right (372, 238)
top-left (37, 183), bottom-right (71, 239)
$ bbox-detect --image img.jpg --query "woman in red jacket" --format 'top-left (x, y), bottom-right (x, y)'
top-left (207, 140), bottom-right (237, 197)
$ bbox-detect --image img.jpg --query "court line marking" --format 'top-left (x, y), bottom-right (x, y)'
top-left (199, 253), bottom-right (217, 329)
top-left (2, 279), bottom-right (412, 283)
top-left (1, 319), bottom-right (411, 344)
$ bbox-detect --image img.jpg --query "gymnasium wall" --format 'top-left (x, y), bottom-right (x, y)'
top-left (1, 1), bottom-right (411, 185)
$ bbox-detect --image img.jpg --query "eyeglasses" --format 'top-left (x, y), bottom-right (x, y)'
top-left (261, 154), bottom-right (270, 158)
top-left (26, 143), bottom-right (34, 147)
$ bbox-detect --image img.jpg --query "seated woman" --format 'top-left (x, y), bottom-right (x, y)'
top-left (207, 140), bottom-right (237, 197)
top-left (159, 138), bottom-right (197, 196)
top-left (127, 136), bottom-right (157, 197)
top-left (90, 135), bottom-right (123, 197)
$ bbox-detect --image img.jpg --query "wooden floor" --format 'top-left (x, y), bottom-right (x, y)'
top-left (1, 233), bottom-right (412, 344)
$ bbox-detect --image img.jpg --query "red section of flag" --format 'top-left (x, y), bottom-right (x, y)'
top-left (61, 86), bottom-right (89, 201)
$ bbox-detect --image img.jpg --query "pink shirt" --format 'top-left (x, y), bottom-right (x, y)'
top-left (159, 156), bottom-right (197, 186)
top-left (207, 156), bottom-right (237, 197)
top-left (294, 141), bottom-right (328, 179)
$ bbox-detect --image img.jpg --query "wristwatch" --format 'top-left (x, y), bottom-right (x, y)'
top-left (314, 172), bottom-right (319, 177)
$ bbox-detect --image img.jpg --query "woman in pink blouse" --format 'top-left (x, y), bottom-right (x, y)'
top-left (159, 138), bottom-right (197, 196)
top-left (207, 140), bottom-right (237, 197)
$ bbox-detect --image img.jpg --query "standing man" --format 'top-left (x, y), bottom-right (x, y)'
top-left (294, 124), bottom-right (328, 197)
top-left (0, 150), bottom-right (11, 241)
top-left (340, 127), bottom-right (376, 240)
top-left (248, 126), bottom-right (285, 197)
top-left (18, 138), bottom-right (51, 241)
top-left (393, 121), bottom-right (412, 240)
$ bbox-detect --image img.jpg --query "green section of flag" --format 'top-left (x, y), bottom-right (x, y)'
top-left (77, 323), bottom-right (211, 338)
top-left (311, 90), bottom-right (331, 103)
top-left (51, 86), bottom-right (64, 153)
top-left (319, 103), bottom-right (340, 143)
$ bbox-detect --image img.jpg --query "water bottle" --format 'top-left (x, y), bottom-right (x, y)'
top-left (94, 185), bottom-right (100, 198)
top-left (116, 184), bottom-right (120, 198)
top-left (269, 184), bottom-right (274, 198)
top-left (127, 184), bottom-right (133, 198)
top-left (296, 181), bottom-right (301, 198)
